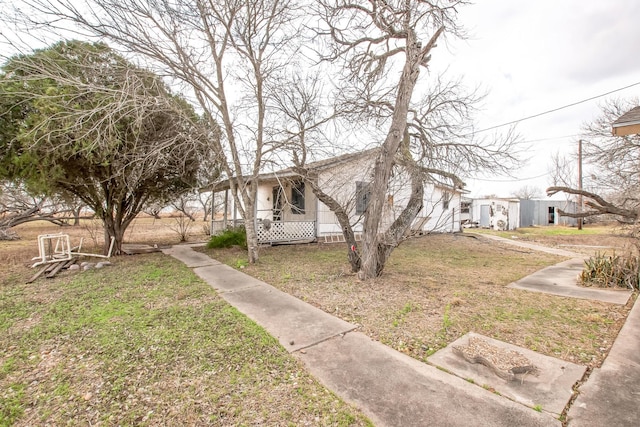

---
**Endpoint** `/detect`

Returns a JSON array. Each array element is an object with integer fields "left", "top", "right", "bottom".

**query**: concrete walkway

[
  {"left": 471, "top": 233, "right": 631, "bottom": 305},
  {"left": 162, "top": 239, "right": 639, "bottom": 426},
  {"left": 455, "top": 234, "right": 639, "bottom": 425},
  {"left": 568, "top": 293, "right": 640, "bottom": 426},
  {"left": 474, "top": 233, "right": 587, "bottom": 258},
  {"left": 509, "top": 258, "right": 630, "bottom": 304}
]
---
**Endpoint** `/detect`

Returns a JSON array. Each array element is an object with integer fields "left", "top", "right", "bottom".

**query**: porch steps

[{"left": 322, "top": 233, "right": 362, "bottom": 244}]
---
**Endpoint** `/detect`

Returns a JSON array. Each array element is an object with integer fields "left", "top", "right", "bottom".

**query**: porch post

[
  {"left": 210, "top": 189, "right": 215, "bottom": 235},
  {"left": 232, "top": 191, "right": 237, "bottom": 227},
  {"left": 452, "top": 207, "right": 456, "bottom": 232},
  {"left": 223, "top": 189, "right": 229, "bottom": 229},
  {"left": 315, "top": 195, "right": 319, "bottom": 239}
]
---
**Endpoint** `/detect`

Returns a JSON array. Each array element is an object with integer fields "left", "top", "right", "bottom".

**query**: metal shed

[{"left": 519, "top": 199, "right": 578, "bottom": 227}]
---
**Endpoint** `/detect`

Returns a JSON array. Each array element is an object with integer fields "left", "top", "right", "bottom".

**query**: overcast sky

[
  {"left": 429, "top": 0, "right": 640, "bottom": 198},
  {"left": 2, "top": 1, "right": 638, "bottom": 200}
]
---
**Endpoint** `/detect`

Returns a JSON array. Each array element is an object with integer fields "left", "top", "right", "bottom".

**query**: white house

[
  {"left": 209, "top": 150, "right": 465, "bottom": 244},
  {"left": 470, "top": 198, "right": 520, "bottom": 230}
]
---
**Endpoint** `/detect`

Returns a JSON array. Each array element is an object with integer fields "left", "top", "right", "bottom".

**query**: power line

[
  {"left": 471, "top": 172, "right": 549, "bottom": 183},
  {"left": 520, "top": 133, "right": 580, "bottom": 144},
  {"left": 472, "top": 80, "right": 640, "bottom": 135}
]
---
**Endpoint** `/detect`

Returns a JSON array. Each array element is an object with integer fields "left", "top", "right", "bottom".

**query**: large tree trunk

[
  {"left": 547, "top": 186, "right": 639, "bottom": 222},
  {"left": 358, "top": 27, "right": 444, "bottom": 279},
  {"left": 358, "top": 34, "right": 428, "bottom": 280},
  {"left": 302, "top": 174, "right": 361, "bottom": 272},
  {"left": 238, "top": 181, "right": 260, "bottom": 264},
  {"left": 244, "top": 212, "right": 260, "bottom": 264},
  {"left": 372, "top": 169, "right": 425, "bottom": 276},
  {"left": 99, "top": 201, "right": 137, "bottom": 255},
  {"left": 72, "top": 205, "right": 83, "bottom": 226},
  {"left": 102, "top": 218, "right": 124, "bottom": 255},
  {"left": 0, "top": 204, "right": 41, "bottom": 230}
]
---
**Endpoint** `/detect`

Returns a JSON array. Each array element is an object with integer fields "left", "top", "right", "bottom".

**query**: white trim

[{"left": 612, "top": 119, "right": 640, "bottom": 128}]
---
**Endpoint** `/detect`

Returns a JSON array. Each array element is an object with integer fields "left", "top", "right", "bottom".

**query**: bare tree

[
  {"left": 0, "top": 181, "right": 67, "bottom": 239},
  {"left": 548, "top": 150, "right": 577, "bottom": 188},
  {"left": 196, "top": 191, "right": 213, "bottom": 222},
  {"left": 512, "top": 185, "right": 542, "bottom": 200},
  {"left": 0, "top": 181, "right": 95, "bottom": 233},
  {"left": 546, "top": 150, "right": 586, "bottom": 217},
  {"left": 5, "top": 1, "right": 522, "bottom": 272},
  {"left": 5, "top": 0, "right": 312, "bottom": 264},
  {"left": 547, "top": 186, "right": 638, "bottom": 223},
  {"left": 547, "top": 98, "right": 640, "bottom": 225},
  {"left": 262, "top": 69, "right": 365, "bottom": 270},
  {"left": 169, "top": 210, "right": 197, "bottom": 242},
  {"left": 54, "top": 193, "right": 88, "bottom": 226},
  {"left": 143, "top": 202, "right": 165, "bottom": 220},
  {"left": 311, "top": 1, "right": 519, "bottom": 278},
  {"left": 170, "top": 193, "right": 197, "bottom": 222},
  {"left": 194, "top": 158, "right": 222, "bottom": 222}
]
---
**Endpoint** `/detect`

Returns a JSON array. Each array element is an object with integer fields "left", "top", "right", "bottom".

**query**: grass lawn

[
  {"left": 0, "top": 249, "right": 371, "bottom": 426},
  {"left": 470, "top": 225, "right": 635, "bottom": 256},
  {"left": 471, "top": 225, "right": 614, "bottom": 237},
  {"left": 1, "top": 219, "right": 636, "bottom": 425},
  {"left": 203, "top": 232, "right": 634, "bottom": 368}
]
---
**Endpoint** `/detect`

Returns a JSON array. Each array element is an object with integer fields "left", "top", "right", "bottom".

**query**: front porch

[
  {"left": 210, "top": 175, "right": 319, "bottom": 245},
  {"left": 211, "top": 215, "right": 317, "bottom": 245}
]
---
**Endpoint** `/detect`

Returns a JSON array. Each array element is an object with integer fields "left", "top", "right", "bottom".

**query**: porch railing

[{"left": 210, "top": 218, "right": 316, "bottom": 244}]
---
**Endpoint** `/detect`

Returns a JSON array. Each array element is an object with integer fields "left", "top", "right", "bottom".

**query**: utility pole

[{"left": 578, "top": 139, "right": 583, "bottom": 230}]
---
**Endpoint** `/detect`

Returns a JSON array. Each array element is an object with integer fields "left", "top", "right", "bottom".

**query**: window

[
  {"left": 356, "top": 181, "right": 372, "bottom": 215},
  {"left": 291, "top": 181, "right": 305, "bottom": 214},
  {"left": 442, "top": 191, "right": 450, "bottom": 210}
]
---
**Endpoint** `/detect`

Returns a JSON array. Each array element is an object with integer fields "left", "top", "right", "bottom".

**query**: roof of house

[
  {"left": 207, "top": 147, "right": 464, "bottom": 192},
  {"left": 612, "top": 106, "right": 640, "bottom": 127},
  {"left": 472, "top": 197, "right": 520, "bottom": 203},
  {"left": 208, "top": 149, "right": 378, "bottom": 191},
  {"left": 303, "top": 148, "right": 379, "bottom": 171}
]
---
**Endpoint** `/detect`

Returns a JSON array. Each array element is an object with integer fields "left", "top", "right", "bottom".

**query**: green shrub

[
  {"left": 206, "top": 226, "right": 247, "bottom": 249},
  {"left": 580, "top": 252, "right": 640, "bottom": 290}
]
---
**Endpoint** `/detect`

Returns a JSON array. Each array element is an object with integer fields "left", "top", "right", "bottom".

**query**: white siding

[
  {"left": 315, "top": 154, "right": 375, "bottom": 236},
  {"left": 256, "top": 185, "right": 272, "bottom": 219},
  {"left": 316, "top": 161, "right": 462, "bottom": 235},
  {"left": 418, "top": 184, "right": 462, "bottom": 233},
  {"left": 470, "top": 198, "right": 520, "bottom": 230}
]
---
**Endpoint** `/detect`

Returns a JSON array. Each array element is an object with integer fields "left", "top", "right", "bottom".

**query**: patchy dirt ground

[
  {"left": 204, "top": 230, "right": 636, "bottom": 370},
  {"left": 0, "top": 221, "right": 371, "bottom": 426},
  {"left": 481, "top": 225, "right": 637, "bottom": 257},
  {"left": 0, "top": 216, "right": 209, "bottom": 281},
  {"left": 2, "top": 219, "right": 636, "bottom": 407}
]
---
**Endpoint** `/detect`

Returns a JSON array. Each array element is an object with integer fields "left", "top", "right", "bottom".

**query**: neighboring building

[
  {"left": 519, "top": 199, "right": 578, "bottom": 227},
  {"left": 612, "top": 106, "right": 640, "bottom": 136},
  {"left": 467, "top": 197, "right": 579, "bottom": 230},
  {"left": 460, "top": 197, "right": 472, "bottom": 225},
  {"left": 209, "top": 150, "right": 465, "bottom": 244},
  {"left": 469, "top": 198, "right": 520, "bottom": 230}
]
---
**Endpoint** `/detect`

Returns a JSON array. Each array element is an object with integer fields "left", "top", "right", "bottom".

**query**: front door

[{"left": 480, "top": 205, "right": 490, "bottom": 228}]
